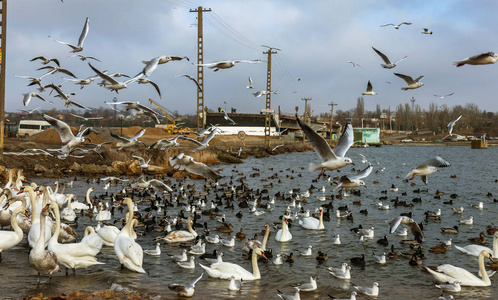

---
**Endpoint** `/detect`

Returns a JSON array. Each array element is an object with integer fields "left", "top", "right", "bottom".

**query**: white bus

[{"left": 17, "top": 120, "right": 51, "bottom": 137}]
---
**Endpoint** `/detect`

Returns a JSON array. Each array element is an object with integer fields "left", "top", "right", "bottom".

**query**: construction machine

[{"left": 148, "top": 98, "right": 193, "bottom": 134}]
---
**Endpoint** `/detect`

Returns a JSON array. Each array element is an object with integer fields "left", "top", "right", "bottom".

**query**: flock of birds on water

[{"left": 0, "top": 107, "right": 497, "bottom": 299}]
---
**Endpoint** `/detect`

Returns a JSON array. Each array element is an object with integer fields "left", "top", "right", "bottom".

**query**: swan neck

[
  {"left": 36, "top": 211, "right": 48, "bottom": 251},
  {"left": 51, "top": 203, "right": 61, "bottom": 240},
  {"left": 86, "top": 188, "right": 93, "bottom": 207},
  {"left": 493, "top": 235, "right": 498, "bottom": 256},
  {"left": 478, "top": 251, "right": 490, "bottom": 282},
  {"left": 252, "top": 249, "right": 260, "bottom": 279},
  {"left": 262, "top": 226, "right": 270, "bottom": 250},
  {"left": 11, "top": 206, "right": 24, "bottom": 233}
]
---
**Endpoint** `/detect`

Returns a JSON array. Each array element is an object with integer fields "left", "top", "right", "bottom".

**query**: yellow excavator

[{"left": 148, "top": 98, "right": 193, "bottom": 134}]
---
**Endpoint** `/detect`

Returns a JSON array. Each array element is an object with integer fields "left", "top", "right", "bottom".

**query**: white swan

[
  {"left": 71, "top": 187, "right": 95, "bottom": 211},
  {"left": 163, "top": 215, "right": 197, "bottom": 243},
  {"left": 275, "top": 217, "right": 292, "bottom": 242},
  {"left": 81, "top": 226, "right": 103, "bottom": 251},
  {"left": 48, "top": 201, "right": 103, "bottom": 274},
  {"left": 0, "top": 205, "right": 26, "bottom": 259},
  {"left": 52, "top": 181, "right": 69, "bottom": 207},
  {"left": 455, "top": 232, "right": 498, "bottom": 257},
  {"left": 200, "top": 247, "right": 266, "bottom": 280},
  {"left": 299, "top": 207, "right": 324, "bottom": 230},
  {"left": 425, "top": 249, "right": 494, "bottom": 286},
  {"left": 28, "top": 204, "right": 60, "bottom": 283},
  {"left": 42, "top": 186, "right": 78, "bottom": 243},
  {"left": 61, "top": 194, "right": 76, "bottom": 222},
  {"left": 27, "top": 186, "right": 51, "bottom": 248},
  {"left": 95, "top": 203, "right": 111, "bottom": 222},
  {"left": 114, "top": 197, "right": 145, "bottom": 273},
  {"left": 96, "top": 222, "right": 120, "bottom": 246}
]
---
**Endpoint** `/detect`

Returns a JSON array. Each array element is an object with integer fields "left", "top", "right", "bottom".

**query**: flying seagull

[
  {"left": 388, "top": 216, "right": 425, "bottom": 242},
  {"left": 296, "top": 115, "right": 354, "bottom": 179},
  {"left": 137, "top": 78, "right": 162, "bottom": 98},
  {"left": 372, "top": 47, "right": 407, "bottom": 69},
  {"left": 89, "top": 63, "right": 143, "bottom": 93},
  {"left": 380, "top": 22, "right": 412, "bottom": 29},
  {"left": 43, "top": 114, "right": 93, "bottom": 152},
  {"left": 434, "top": 92, "right": 454, "bottom": 99},
  {"left": 15, "top": 70, "right": 57, "bottom": 89},
  {"left": 49, "top": 17, "right": 90, "bottom": 53},
  {"left": 422, "top": 28, "right": 433, "bottom": 35},
  {"left": 169, "top": 153, "right": 223, "bottom": 180},
  {"left": 44, "top": 83, "right": 92, "bottom": 110},
  {"left": 104, "top": 101, "right": 160, "bottom": 124},
  {"left": 197, "top": 59, "right": 262, "bottom": 72},
  {"left": 246, "top": 76, "right": 254, "bottom": 89},
  {"left": 223, "top": 110, "right": 236, "bottom": 125},
  {"left": 179, "top": 128, "right": 218, "bottom": 152},
  {"left": 176, "top": 74, "right": 202, "bottom": 92},
  {"left": 394, "top": 73, "right": 424, "bottom": 90},
  {"left": 405, "top": 156, "right": 450, "bottom": 184},
  {"left": 110, "top": 128, "right": 147, "bottom": 150},
  {"left": 361, "top": 80, "right": 377, "bottom": 95},
  {"left": 69, "top": 113, "right": 103, "bottom": 121},
  {"left": 347, "top": 61, "right": 363, "bottom": 68},
  {"left": 132, "top": 155, "right": 151, "bottom": 169},
  {"left": 447, "top": 115, "right": 462, "bottom": 136},
  {"left": 70, "top": 54, "right": 101, "bottom": 62},
  {"left": 453, "top": 52, "right": 498, "bottom": 67},
  {"left": 18, "top": 106, "right": 42, "bottom": 114},
  {"left": 22, "top": 92, "right": 51, "bottom": 106},
  {"left": 140, "top": 55, "right": 189, "bottom": 77},
  {"left": 334, "top": 163, "right": 373, "bottom": 194},
  {"left": 134, "top": 176, "right": 173, "bottom": 192},
  {"left": 36, "top": 66, "right": 77, "bottom": 78},
  {"left": 30, "top": 56, "right": 60, "bottom": 67}
]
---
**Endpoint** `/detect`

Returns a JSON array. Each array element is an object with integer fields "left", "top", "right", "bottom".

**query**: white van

[{"left": 17, "top": 120, "right": 51, "bottom": 137}]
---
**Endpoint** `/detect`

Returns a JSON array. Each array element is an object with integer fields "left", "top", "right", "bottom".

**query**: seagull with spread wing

[
  {"left": 44, "top": 83, "right": 91, "bottom": 110},
  {"left": 454, "top": 52, "right": 498, "bottom": 67},
  {"left": 388, "top": 216, "right": 425, "bottom": 242},
  {"left": 49, "top": 17, "right": 89, "bottom": 53},
  {"left": 372, "top": 47, "right": 407, "bottom": 69},
  {"left": 380, "top": 22, "right": 412, "bottom": 29},
  {"left": 405, "top": 156, "right": 450, "bottom": 184},
  {"left": 447, "top": 115, "right": 462, "bottom": 136},
  {"left": 132, "top": 155, "right": 151, "bottom": 169},
  {"left": 176, "top": 74, "right": 202, "bottom": 92},
  {"left": 69, "top": 113, "right": 103, "bottom": 121},
  {"left": 169, "top": 153, "right": 223, "bottom": 180},
  {"left": 43, "top": 114, "right": 93, "bottom": 153},
  {"left": 434, "top": 92, "right": 454, "bottom": 99},
  {"left": 334, "top": 163, "right": 373, "bottom": 194},
  {"left": 197, "top": 59, "right": 261, "bottom": 72},
  {"left": 134, "top": 175, "right": 172, "bottom": 192},
  {"left": 30, "top": 56, "right": 60, "bottom": 67},
  {"left": 22, "top": 92, "right": 51, "bottom": 106},
  {"left": 110, "top": 128, "right": 147, "bottom": 150},
  {"left": 296, "top": 115, "right": 354, "bottom": 179},
  {"left": 104, "top": 101, "right": 160, "bottom": 124},
  {"left": 179, "top": 128, "right": 218, "bottom": 152},
  {"left": 89, "top": 63, "right": 143, "bottom": 93},
  {"left": 36, "top": 66, "right": 77, "bottom": 78},
  {"left": 136, "top": 78, "right": 162, "bottom": 98},
  {"left": 362, "top": 80, "right": 377, "bottom": 95},
  {"left": 394, "top": 73, "right": 424, "bottom": 90},
  {"left": 223, "top": 111, "right": 236, "bottom": 125},
  {"left": 15, "top": 70, "right": 56, "bottom": 89},
  {"left": 70, "top": 54, "right": 101, "bottom": 62},
  {"left": 18, "top": 106, "right": 42, "bottom": 114},
  {"left": 140, "top": 55, "right": 189, "bottom": 77}
]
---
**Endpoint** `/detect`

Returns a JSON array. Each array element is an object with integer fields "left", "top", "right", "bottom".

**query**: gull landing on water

[
  {"left": 405, "top": 156, "right": 450, "bottom": 184},
  {"left": 394, "top": 73, "right": 424, "bottom": 90},
  {"left": 296, "top": 115, "right": 354, "bottom": 180}
]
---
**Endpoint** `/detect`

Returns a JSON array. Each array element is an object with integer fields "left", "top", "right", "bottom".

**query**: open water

[{"left": 0, "top": 145, "right": 497, "bottom": 299}]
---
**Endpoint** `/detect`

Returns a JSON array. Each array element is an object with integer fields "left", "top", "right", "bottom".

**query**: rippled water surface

[{"left": 1, "top": 145, "right": 497, "bottom": 299}]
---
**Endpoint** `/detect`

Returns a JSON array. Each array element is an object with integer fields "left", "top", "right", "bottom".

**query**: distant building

[{"left": 354, "top": 128, "right": 380, "bottom": 144}]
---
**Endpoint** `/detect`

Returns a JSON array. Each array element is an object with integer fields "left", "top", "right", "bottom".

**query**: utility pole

[
  {"left": 262, "top": 45, "right": 280, "bottom": 147},
  {"left": 0, "top": 0, "right": 7, "bottom": 159},
  {"left": 328, "top": 102, "right": 337, "bottom": 145},
  {"left": 410, "top": 96, "right": 416, "bottom": 131},
  {"left": 301, "top": 98, "right": 311, "bottom": 122},
  {"left": 190, "top": 6, "right": 211, "bottom": 132}
]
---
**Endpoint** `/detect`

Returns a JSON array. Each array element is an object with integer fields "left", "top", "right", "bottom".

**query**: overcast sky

[{"left": 5, "top": 0, "right": 498, "bottom": 117}]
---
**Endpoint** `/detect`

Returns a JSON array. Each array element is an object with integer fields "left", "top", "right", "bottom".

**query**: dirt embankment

[{"left": 0, "top": 127, "right": 311, "bottom": 180}]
